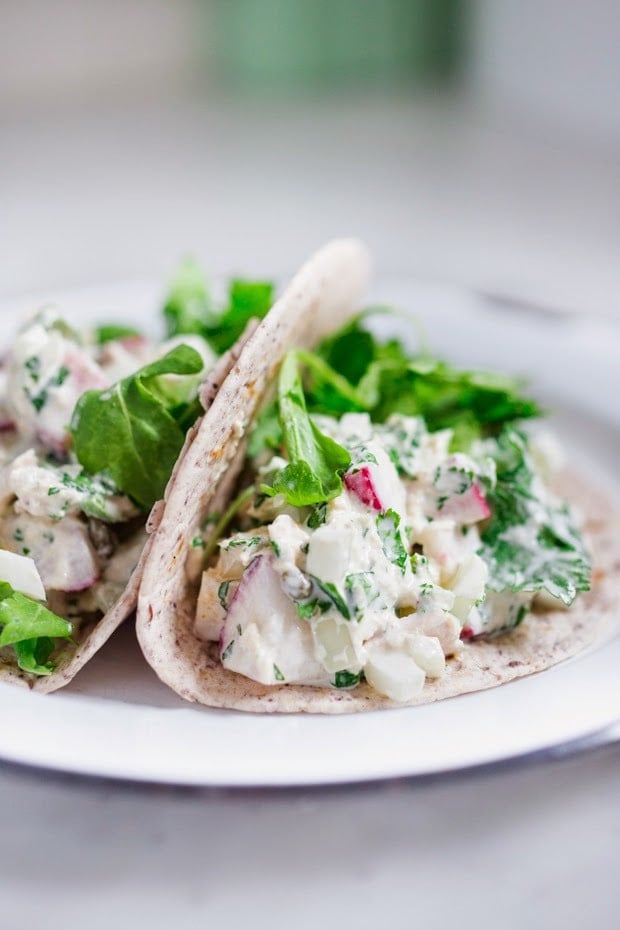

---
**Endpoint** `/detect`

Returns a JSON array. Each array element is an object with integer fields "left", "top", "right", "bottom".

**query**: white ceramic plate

[{"left": 0, "top": 276, "right": 618, "bottom": 787}]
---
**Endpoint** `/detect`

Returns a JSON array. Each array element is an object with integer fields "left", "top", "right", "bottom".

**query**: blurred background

[{"left": 1, "top": 0, "right": 619, "bottom": 316}]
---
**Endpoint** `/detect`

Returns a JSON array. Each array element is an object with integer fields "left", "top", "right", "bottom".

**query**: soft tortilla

[
  {"left": 0, "top": 328, "right": 253, "bottom": 692},
  {"left": 137, "top": 239, "right": 620, "bottom": 713}
]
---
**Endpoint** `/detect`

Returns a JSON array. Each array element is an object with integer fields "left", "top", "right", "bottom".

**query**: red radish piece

[
  {"left": 439, "top": 483, "right": 490, "bottom": 524},
  {"left": 344, "top": 467, "right": 383, "bottom": 511},
  {"left": 219, "top": 555, "right": 324, "bottom": 684},
  {"left": 2, "top": 515, "right": 101, "bottom": 592}
]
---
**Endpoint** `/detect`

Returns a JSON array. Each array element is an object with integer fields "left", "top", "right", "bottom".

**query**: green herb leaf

[
  {"left": 205, "top": 280, "right": 274, "bottom": 355},
  {"left": 163, "top": 260, "right": 274, "bottom": 354},
  {"left": 332, "top": 669, "right": 362, "bottom": 689},
  {"left": 309, "top": 317, "right": 540, "bottom": 442},
  {"left": 309, "top": 576, "right": 351, "bottom": 620},
  {"left": 479, "top": 429, "right": 591, "bottom": 604},
  {"left": 376, "top": 509, "right": 408, "bottom": 574},
  {"left": 70, "top": 344, "right": 204, "bottom": 510},
  {"left": 0, "top": 586, "right": 72, "bottom": 676},
  {"left": 217, "top": 581, "right": 230, "bottom": 611},
  {"left": 163, "top": 259, "right": 215, "bottom": 338},
  {"left": 266, "top": 353, "right": 351, "bottom": 507},
  {"left": 95, "top": 325, "right": 142, "bottom": 345}
]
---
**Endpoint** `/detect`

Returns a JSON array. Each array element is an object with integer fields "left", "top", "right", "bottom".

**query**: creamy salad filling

[
  {"left": 0, "top": 263, "right": 275, "bottom": 676},
  {"left": 194, "top": 327, "right": 591, "bottom": 703}
]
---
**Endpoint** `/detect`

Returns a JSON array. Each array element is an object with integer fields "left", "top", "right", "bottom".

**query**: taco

[
  {"left": 0, "top": 264, "right": 270, "bottom": 691},
  {"left": 137, "top": 239, "right": 620, "bottom": 713}
]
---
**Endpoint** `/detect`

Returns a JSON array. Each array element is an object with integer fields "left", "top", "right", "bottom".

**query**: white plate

[{"left": 0, "top": 276, "right": 618, "bottom": 787}]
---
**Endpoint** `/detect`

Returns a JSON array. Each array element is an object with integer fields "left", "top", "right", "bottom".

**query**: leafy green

[
  {"left": 479, "top": 429, "right": 591, "bottom": 604},
  {"left": 163, "top": 259, "right": 274, "bottom": 354},
  {"left": 265, "top": 352, "right": 351, "bottom": 507},
  {"left": 309, "top": 576, "right": 351, "bottom": 620},
  {"left": 0, "top": 584, "right": 72, "bottom": 676},
  {"left": 71, "top": 344, "right": 205, "bottom": 510},
  {"left": 304, "top": 318, "right": 541, "bottom": 445},
  {"left": 163, "top": 259, "right": 215, "bottom": 338},
  {"left": 333, "top": 669, "right": 362, "bottom": 688},
  {"left": 376, "top": 510, "right": 408, "bottom": 574},
  {"left": 206, "top": 280, "right": 274, "bottom": 356},
  {"left": 247, "top": 400, "right": 282, "bottom": 460},
  {"left": 95, "top": 324, "right": 142, "bottom": 344}
]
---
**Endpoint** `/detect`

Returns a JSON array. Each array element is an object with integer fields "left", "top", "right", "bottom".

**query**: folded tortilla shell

[{"left": 137, "top": 240, "right": 620, "bottom": 712}]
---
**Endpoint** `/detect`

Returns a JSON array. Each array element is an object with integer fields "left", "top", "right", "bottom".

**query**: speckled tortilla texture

[
  {"left": 136, "top": 238, "right": 619, "bottom": 714},
  {"left": 0, "top": 326, "right": 253, "bottom": 692}
]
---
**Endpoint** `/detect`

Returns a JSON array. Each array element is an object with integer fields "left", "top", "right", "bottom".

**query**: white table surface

[
  {"left": 0, "top": 94, "right": 619, "bottom": 928},
  {"left": 1, "top": 742, "right": 618, "bottom": 930}
]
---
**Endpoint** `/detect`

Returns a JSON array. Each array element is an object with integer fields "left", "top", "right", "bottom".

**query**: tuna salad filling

[{"left": 194, "top": 318, "right": 591, "bottom": 703}]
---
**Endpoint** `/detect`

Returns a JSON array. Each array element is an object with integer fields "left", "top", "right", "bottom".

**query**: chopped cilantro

[
  {"left": 217, "top": 581, "right": 230, "bottom": 611},
  {"left": 478, "top": 428, "right": 590, "bottom": 604},
  {"left": 333, "top": 669, "right": 362, "bottom": 689},
  {"left": 376, "top": 509, "right": 408, "bottom": 574},
  {"left": 221, "top": 639, "right": 235, "bottom": 661}
]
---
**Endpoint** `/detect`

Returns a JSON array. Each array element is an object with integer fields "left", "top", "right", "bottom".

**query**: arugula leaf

[
  {"left": 13, "top": 638, "right": 56, "bottom": 676},
  {"left": 205, "top": 280, "right": 274, "bottom": 355},
  {"left": 95, "top": 324, "right": 142, "bottom": 345},
  {"left": 247, "top": 399, "right": 282, "bottom": 460},
  {"left": 309, "top": 318, "right": 540, "bottom": 442},
  {"left": 0, "top": 585, "right": 72, "bottom": 676},
  {"left": 479, "top": 429, "right": 591, "bottom": 604},
  {"left": 163, "top": 259, "right": 215, "bottom": 338},
  {"left": 71, "top": 345, "right": 205, "bottom": 510},
  {"left": 163, "top": 260, "right": 274, "bottom": 354},
  {"left": 266, "top": 353, "right": 351, "bottom": 507}
]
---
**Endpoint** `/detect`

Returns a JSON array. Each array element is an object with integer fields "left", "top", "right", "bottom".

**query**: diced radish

[
  {"left": 344, "top": 443, "right": 406, "bottom": 514},
  {"left": 0, "top": 550, "right": 46, "bottom": 600},
  {"left": 439, "top": 482, "right": 490, "bottom": 524},
  {"left": 63, "top": 345, "right": 108, "bottom": 394},
  {"left": 345, "top": 467, "right": 383, "bottom": 510},
  {"left": 0, "top": 514, "right": 100, "bottom": 592},
  {"left": 220, "top": 555, "right": 325, "bottom": 685}
]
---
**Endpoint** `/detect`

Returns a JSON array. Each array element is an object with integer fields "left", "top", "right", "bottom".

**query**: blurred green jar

[{"left": 205, "top": 0, "right": 464, "bottom": 93}]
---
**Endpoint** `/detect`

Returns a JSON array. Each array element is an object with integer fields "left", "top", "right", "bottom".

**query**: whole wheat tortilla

[
  {"left": 136, "top": 239, "right": 620, "bottom": 713},
  {"left": 0, "top": 327, "right": 254, "bottom": 692}
]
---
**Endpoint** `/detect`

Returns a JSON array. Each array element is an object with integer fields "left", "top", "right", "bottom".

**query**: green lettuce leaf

[
  {"left": 0, "top": 584, "right": 72, "bottom": 676},
  {"left": 265, "top": 352, "right": 351, "bottom": 506},
  {"left": 163, "top": 259, "right": 216, "bottom": 338},
  {"left": 95, "top": 324, "right": 142, "bottom": 345},
  {"left": 308, "top": 318, "right": 541, "bottom": 444},
  {"left": 71, "top": 344, "right": 204, "bottom": 510},
  {"left": 163, "top": 260, "right": 274, "bottom": 354}
]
